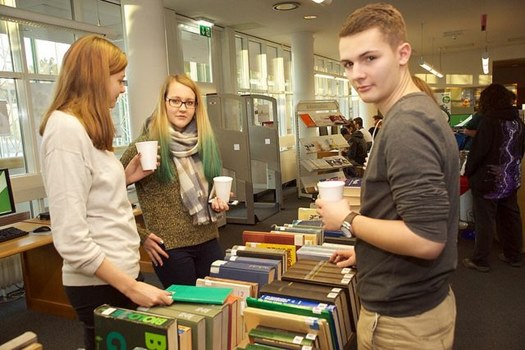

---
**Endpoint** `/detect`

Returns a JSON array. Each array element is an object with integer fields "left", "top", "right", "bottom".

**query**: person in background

[
  {"left": 463, "top": 83, "right": 525, "bottom": 272},
  {"left": 39, "top": 35, "right": 173, "bottom": 350},
  {"left": 368, "top": 114, "right": 383, "bottom": 139},
  {"left": 316, "top": 3, "right": 459, "bottom": 349},
  {"left": 341, "top": 124, "right": 367, "bottom": 166},
  {"left": 121, "top": 74, "right": 228, "bottom": 288},
  {"left": 352, "top": 116, "right": 373, "bottom": 149},
  {"left": 462, "top": 111, "right": 482, "bottom": 150}
]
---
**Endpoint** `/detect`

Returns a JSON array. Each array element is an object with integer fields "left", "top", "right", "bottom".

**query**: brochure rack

[{"left": 295, "top": 100, "right": 350, "bottom": 198}]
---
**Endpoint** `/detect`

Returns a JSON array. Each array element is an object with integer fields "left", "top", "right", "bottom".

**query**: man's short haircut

[
  {"left": 353, "top": 117, "right": 364, "bottom": 128},
  {"left": 339, "top": 3, "right": 407, "bottom": 49}
]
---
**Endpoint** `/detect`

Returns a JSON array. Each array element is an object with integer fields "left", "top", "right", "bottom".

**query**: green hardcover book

[
  {"left": 142, "top": 305, "right": 206, "bottom": 350},
  {"left": 246, "top": 296, "right": 340, "bottom": 350},
  {"left": 166, "top": 284, "right": 232, "bottom": 305},
  {"left": 246, "top": 344, "right": 291, "bottom": 349},
  {"left": 94, "top": 304, "right": 178, "bottom": 350},
  {"left": 249, "top": 325, "right": 319, "bottom": 349},
  {"left": 167, "top": 303, "right": 225, "bottom": 350}
]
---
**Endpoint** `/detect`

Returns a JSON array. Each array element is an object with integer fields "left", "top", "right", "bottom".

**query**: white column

[
  {"left": 220, "top": 27, "right": 238, "bottom": 94},
  {"left": 121, "top": 0, "right": 168, "bottom": 139},
  {"left": 291, "top": 31, "right": 315, "bottom": 107}
]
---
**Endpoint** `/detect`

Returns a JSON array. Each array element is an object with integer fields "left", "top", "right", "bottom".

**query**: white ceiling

[{"left": 163, "top": 0, "right": 525, "bottom": 62}]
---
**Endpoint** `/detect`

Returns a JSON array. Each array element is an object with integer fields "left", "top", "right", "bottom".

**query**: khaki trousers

[{"left": 357, "top": 288, "right": 456, "bottom": 350}]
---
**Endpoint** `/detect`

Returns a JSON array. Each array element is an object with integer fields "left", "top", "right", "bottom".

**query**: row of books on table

[{"left": 94, "top": 222, "right": 358, "bottom": 350}]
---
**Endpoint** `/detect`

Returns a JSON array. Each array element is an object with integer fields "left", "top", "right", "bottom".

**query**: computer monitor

[{"left": 0, "top": 168, "right": 16, "bottom": 217}]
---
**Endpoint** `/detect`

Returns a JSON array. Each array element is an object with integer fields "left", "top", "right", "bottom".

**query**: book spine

[{"left": 210, "top": 263, "right": 274, "bottom": 287}]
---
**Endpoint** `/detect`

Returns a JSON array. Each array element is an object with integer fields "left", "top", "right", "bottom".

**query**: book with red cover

[
  {"left": 243, "top": 230, "right": 297, "bottom": 247},
  {"left": 299, "top": 113, "right": 316, "bottom": 127}
]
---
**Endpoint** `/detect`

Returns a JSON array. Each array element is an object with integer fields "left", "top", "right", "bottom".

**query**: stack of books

[
  {"left": 94, "top": 304, "right": 180, "bottom": 350},
  {"left": 142, "top": 284, "right": 244, "bottom": 350}
]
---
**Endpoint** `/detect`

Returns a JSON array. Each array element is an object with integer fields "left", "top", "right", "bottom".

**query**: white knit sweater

[{"left": 41, "top": 111, "right": 140, "bottom": 286}]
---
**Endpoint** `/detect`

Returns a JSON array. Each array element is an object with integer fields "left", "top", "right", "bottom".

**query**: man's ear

[{"left": 398, "top": 42, "right": 411, "bottom": 66}]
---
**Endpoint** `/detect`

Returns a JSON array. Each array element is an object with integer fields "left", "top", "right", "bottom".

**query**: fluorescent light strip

[
  {"left": 314, "top": 73, "right": 335, "bottom": 79},
  {"left": 419, "top": 59, "right": 444, "bottom": 78},
  {"left": 481, "top": 51, "right": 489, "bottom": 74}
]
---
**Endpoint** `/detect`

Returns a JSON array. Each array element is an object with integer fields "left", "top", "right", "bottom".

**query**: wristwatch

[{"left": 340, "top": 211, "right": 359, "bottom": 238}]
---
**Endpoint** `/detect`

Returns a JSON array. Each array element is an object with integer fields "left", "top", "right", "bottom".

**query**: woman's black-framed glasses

[{"left": 166, "top": 98, "right": 197, "bottom": 109}]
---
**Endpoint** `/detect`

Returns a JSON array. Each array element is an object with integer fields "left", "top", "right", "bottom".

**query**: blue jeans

[{"left": 154, "top": 238, "right": 223, "bottom": 288}]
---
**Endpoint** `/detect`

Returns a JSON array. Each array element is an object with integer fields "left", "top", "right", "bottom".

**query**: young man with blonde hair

[{"left": 316, "top": 3, "right": 459, "bottom": 349}]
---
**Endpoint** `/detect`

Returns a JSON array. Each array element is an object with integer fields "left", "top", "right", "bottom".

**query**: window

[
  {"left": 0, "top": 1, "right": 127, "bottom": 216},
  {"left": 248, "top": 40, "right": 264, "bottom": 91},
  {"left": 236, "top": 36, "right": 249, "bottom": 90},
  {"left": 179, "top": 21, "right": 213, "bottom": 83}
]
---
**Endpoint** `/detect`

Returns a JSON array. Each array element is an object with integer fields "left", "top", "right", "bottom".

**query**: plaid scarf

[{"left": 169, "top": 121, "right": 216, "bottom": 225}]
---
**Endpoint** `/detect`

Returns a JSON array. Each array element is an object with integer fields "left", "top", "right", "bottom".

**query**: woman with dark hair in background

[{"left": 463, "top": 83, "right": 525, "bottom": 272}]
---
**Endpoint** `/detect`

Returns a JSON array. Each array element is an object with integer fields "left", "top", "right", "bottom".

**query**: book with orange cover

[
  {"left": 243, "top": 230, "right": 319, "bottom": 251},
  {"left": 299, "top": 113, "right": 317, "bottom": 127},
  {"left": 244, "top": 242, "right": 297, "bottom": 268},
  {"left": 224, "top": 294, "right": 243, "bottom": 348}
]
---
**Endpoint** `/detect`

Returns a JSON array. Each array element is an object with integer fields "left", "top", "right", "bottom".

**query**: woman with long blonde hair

[
  {"left": 121, "top": 74, "right": 228, "bottom": 287},
  {"left": 40, "top": 35, "right": 172, "bottom": 350}
]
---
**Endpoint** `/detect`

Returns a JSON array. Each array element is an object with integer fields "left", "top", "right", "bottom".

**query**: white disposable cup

[
  {"left": 213, "top": 176, "right": 233, "bottom": 203},
  {"left": 135, "top": 141, "right": 158, "bottom": 171},
  {"left": 317, "top": 180, "right": 345, "bottom": 202}
]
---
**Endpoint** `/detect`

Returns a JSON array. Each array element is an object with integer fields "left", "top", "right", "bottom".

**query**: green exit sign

[{"left": 200, "top": 25, "right": 212, "bottom": 37}]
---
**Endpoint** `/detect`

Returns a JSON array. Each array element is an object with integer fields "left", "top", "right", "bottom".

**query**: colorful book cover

[
  {"left": 243, "top": 230, "right": 297, "bottom": 248},
  {"left": 166, "top": 284, "right": 232, "bottom": 305},
  {"left": 299, "top": 113, "right": 316, "bottom": 127},
  {"left": 94, "top": 304, "right": 178, "bottom": 350},
  {"left": 245, "top": 242, "right": 297, "bottom": 268}
]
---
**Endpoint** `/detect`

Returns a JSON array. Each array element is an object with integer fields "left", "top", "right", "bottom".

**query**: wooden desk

[
  {"left": 1, "top": 215, "right": 154, "bottom": 320},
  {"left": 0, "top": 220, "right": 75, "bottom": 319}
]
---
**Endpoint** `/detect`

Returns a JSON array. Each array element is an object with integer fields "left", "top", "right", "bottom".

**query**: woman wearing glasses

[{"left": 121, "top": 74, "right": 228, "bottom": 287}]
